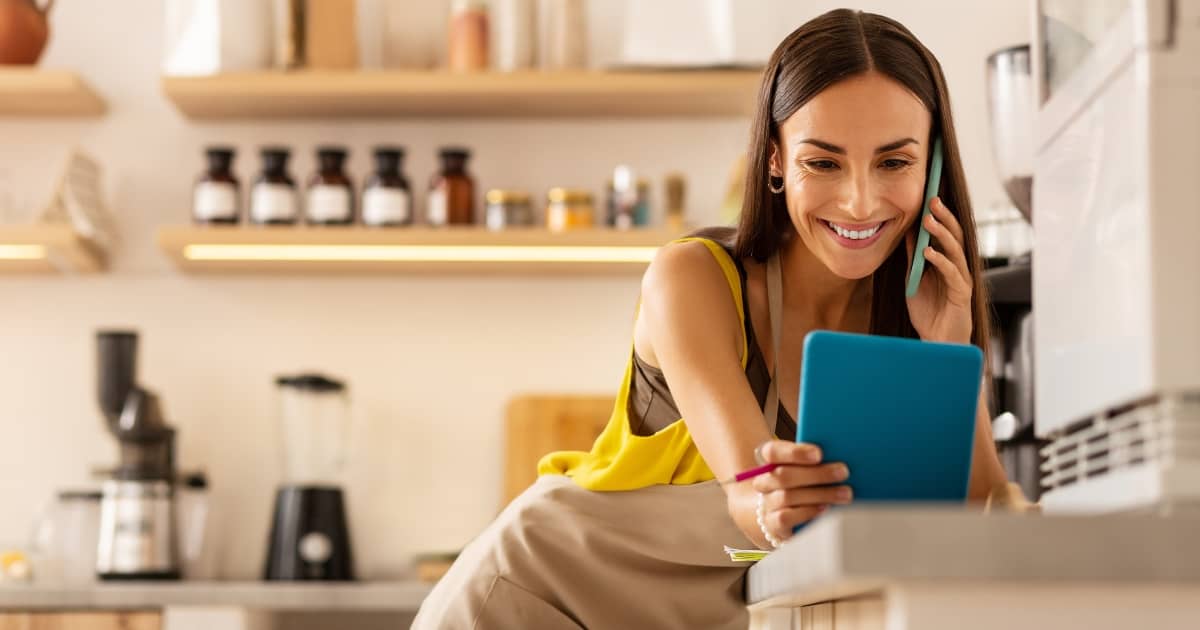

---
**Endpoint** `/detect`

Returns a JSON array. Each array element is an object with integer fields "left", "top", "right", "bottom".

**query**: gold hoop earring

[{"left": 768, "top": 175, "right": 785, "bottom": 194}]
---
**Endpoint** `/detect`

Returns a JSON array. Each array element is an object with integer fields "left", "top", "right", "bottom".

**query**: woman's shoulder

[
  {"left": 641, "top": 227, "right": 745, "bottom": 311},
  {"left": 635, "top": 227, "right": 747, "bottom": 368}
]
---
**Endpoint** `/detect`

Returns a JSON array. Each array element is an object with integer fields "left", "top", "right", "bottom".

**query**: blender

[{"left": 263, "top": 374, "right": 355, "bottom": 581}]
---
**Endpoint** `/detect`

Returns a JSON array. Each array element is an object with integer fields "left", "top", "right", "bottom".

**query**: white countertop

[
  {"left": 0, "top": 580, "right": 431, "bottom": 612},
  {"left": 746, "top": 507, "right": 1200, "bottom": 608}
]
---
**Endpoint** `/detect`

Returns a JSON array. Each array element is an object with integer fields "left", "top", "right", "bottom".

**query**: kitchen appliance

[
  {"left": 983, "top": 42, "right": 1044, "bottom": 501},
  {"left": 1031, "top": 0, "right": 1200, "bottom": 513},
  {"left": 264, "top": 374, "right": 355, "bottom": 581},
  {"left": 95, "top": 331, "right": 182, "bottom": 580}
]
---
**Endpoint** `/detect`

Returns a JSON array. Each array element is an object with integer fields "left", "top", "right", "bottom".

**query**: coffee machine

[
  {"left": 983, "top": 43, "right": 1044, "bottom": 501},
  {"left": 263, "top": 374, "right": 355, "bottom": 581},
  {"left": 94, "top": 331, "right": 181, "bottom": 580},
  {"left": 1031, "top": 0, "right": 1200, "bottom": 514}
]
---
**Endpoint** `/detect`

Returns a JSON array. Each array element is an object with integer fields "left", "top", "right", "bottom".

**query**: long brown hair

[{"left": 734, "top": 8, "right": 992, "bottom": 365}]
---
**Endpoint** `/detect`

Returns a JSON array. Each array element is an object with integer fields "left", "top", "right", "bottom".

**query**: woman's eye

[
  {"left": 881, "top": 158, "right": 911, "bottom": 170},
  {"left": 806, "top": 160, "right": 838, "bottom": 171}
]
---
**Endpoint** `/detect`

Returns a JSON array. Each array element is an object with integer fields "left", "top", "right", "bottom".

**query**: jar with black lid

[
  {"left": 427, "top": 147, "right": 476, "bottom": 226},
  {"left": 362, "top": 147, "right": 412, "bottom": 227},
  {"left": 306, "top": 147, "right": 355, "bottom": 226},
  {"left": 192, "top": 146, "right": 240, "bottom": 225},
  {"left": 250, "top": 147, "right": 299, "bottom": 225}
]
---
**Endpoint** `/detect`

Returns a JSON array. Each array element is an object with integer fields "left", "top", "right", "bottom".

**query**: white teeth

[{"left": 828, "top": 221, "right": 882, "bottom": 240}]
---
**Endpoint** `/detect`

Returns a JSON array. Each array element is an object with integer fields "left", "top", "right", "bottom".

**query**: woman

[{"left": 414, "top": 8, "right": 1016, "bottom": 629}]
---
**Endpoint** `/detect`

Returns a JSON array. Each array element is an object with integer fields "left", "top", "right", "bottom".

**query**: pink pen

[{"left": 719, "top": 463, "right": 779, "bottom": 485}]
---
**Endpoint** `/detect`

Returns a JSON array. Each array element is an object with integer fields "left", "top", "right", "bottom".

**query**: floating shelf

[
  {"left": 0, "top": 68, "right": 106, "bottom": 116},
  {"left": 158, "top": 225, "right": 680, "bottom": 275},
  {"left": 0, "top": 224, "right": 106, "bottom": 273},
  {"left": 160, "top": 70, "right": 761, "bottom": 119}
]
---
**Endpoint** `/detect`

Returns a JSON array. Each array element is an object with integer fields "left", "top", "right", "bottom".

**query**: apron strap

[{"left": 763, "top": 254, "right": 783, "bottom": 436}]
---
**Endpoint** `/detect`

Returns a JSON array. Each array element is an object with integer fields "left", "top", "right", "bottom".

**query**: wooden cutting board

[{"left": 503, "top": 394, "right": 615, "bottom": 506}]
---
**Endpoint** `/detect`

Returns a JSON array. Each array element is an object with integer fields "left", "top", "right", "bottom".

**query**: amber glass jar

[
  {"left": 306, "top": 147, "right": 354, "bottom": 226},
  {"left": 362, "top": 147, "right": 412, "bottom": 227},
  {"left": 192, "top": 146, "right": 240, "bottom": 225},
  {"left": 427, "top": 148, "right": 476, "bottom": 226},
  {"left": 250, "top": 147, "right": 299, "bottom": 225}
]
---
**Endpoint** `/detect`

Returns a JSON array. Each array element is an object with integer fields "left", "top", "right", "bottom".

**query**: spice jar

[
  {"left": 362, "top": 147, "right": 412, "bottom": 227},
  {"left": 192, "top": 146, "right": 240, "bottom": 225},
  {"left": 250, "top": 147, "right": 299, "bottom": 225},
  {"left": 606, "top": 165, "right": 651, "bottom": 229},
  {"left": 664, "top": 172, "right": 686, "bottom": 232},
  {"left": 485, "top": 189, "right": 534, "bottom": 230},
  {"left": 427, "top": 148, "right": 476, "bottom": 226},
  {"left": 306, "top": 147, "right": 354, "bottom": 225},
  {"left": 546, "top": 188, "right": 595, "bottom": 232},
  {"left": 448, "top": 0, "right": 489, "bottom": 72}
]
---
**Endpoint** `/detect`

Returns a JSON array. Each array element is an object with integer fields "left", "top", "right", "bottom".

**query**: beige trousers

[{"left": 411, "top": 475, "right": 755, "bottom": 630}]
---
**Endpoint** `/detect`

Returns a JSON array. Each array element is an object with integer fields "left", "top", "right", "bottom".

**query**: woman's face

[{"left": 772, "top": 71, "right": 933, "bottom": 280}]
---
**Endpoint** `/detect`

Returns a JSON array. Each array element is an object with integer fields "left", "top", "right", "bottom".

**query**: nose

[{"left": 835, "top": 169, "right": 874, "bottom": 221}]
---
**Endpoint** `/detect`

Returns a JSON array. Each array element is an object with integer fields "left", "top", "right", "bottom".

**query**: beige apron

[{"left": 411, "top": 256, "right": 784, "bottom": 630}]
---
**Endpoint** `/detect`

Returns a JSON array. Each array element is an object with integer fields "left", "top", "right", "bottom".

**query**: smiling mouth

[{"left": 821, "top": 219, "right": 888, "bottom": 242}]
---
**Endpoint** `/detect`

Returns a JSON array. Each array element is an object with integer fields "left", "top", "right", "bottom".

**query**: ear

[{"left": 768, "top": 140, "right": 783, "bottom": 178}]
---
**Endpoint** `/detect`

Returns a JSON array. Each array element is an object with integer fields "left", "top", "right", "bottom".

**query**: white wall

[{"left": 0, "top": 0, "right": 1029, "bottom": 579}]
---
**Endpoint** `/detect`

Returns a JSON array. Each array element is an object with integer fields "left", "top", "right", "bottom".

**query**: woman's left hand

[{"left": 905, "top": 197, "right": 973, "bottom": 345}]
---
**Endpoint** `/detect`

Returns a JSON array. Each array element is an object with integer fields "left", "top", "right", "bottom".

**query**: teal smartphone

[{"left": 905, "top": 137, "right": 944, "bottom": 298}]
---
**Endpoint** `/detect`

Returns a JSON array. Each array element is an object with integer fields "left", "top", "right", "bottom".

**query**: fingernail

[
  {"left": 837, "top": 487, "right": 853, "bottom": 501},
  {"left": 802, "top": 446, "right": 821, "bottom": 463},
  {"left": 836, "top": 464, "right": 850, "bottom": 480},
  {"left": 926, "top": 214, "right": 936, "bottom": 226}
]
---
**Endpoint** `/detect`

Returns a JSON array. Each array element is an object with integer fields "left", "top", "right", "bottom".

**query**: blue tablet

[{"left": 796, "top": 331, "right": 982, "bottom": 507}]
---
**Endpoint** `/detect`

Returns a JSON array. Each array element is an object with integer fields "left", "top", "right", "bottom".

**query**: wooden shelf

[
  {"left": 157, "top": 225, "right": 680, "bottom": 275},
  {"left": 0, "top": 68, "right": 106, "bottom": 116},
  {"left": 0, "top": 224, "right": 106, "bottom": 273},
  {"left": 160, "top": 70, "right": 761, "bottom": 119}
]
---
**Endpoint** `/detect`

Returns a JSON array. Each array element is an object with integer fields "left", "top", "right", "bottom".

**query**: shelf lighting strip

[
  {"left": 182, "top": 244, "right": 661, "bottom": 264},
  {"left": 0, "top": 244, "right": 47, "bottom": 260}
]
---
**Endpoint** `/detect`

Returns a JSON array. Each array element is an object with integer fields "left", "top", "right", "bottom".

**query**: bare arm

[
  {"left": 636, "top": 243, "right": 771, "bottom": 544},
  {"left": 967, "top": 391, "right": 1010, "bottom": 500},
  {"left": 636, "top": 242, "right": 846, "bottom": 547}
]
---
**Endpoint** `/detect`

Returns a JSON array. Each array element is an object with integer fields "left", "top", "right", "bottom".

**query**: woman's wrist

[{"left": 727, "top": 486, "right": 774, "bottom": 550}]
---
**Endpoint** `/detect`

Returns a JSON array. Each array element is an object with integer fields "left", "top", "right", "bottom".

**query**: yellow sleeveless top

[{"left": 537, "top": 237, "right": 749, "bottom": 490}]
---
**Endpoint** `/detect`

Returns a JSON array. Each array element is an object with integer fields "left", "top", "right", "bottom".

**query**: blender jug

[{"left": 263, "top": 374, "right": 355, "bottom": 581}]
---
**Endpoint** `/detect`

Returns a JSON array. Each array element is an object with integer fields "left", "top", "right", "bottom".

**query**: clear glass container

[
  {"left": 485, "top": 189, "right": 534, "bottom": 230},
  {"left": 30, "top": 490, "right": 101, "bottom": 584},
  {"left": 985, "top": 45, "right": 1034, "bottom": 222},
  {"left": 276, "top": 374, "right": 350, "bottom": 486}
]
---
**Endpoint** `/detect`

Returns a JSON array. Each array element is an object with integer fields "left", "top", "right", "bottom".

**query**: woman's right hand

[{"left": 750, "top": 440, "right": 853, "bottom": 545}]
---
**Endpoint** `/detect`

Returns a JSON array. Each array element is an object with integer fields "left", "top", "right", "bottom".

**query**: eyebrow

[{"left": 795, "top": 137, "right": 920, "bottom": 155}]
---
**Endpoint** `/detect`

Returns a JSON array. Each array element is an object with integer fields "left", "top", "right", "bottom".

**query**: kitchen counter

[
  {"left": 746, "top": 507, "right": 1200, "bottom": 629},
  {"left": 0, "top": 580, "right": 430, "bottom": 612}
]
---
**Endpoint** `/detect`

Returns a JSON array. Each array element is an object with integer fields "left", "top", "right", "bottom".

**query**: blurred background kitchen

[{"left": 0, "top": 0, "right": 1038, "bottom": 627}]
